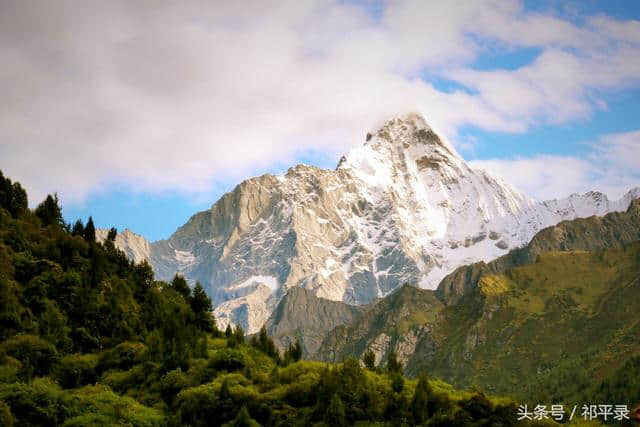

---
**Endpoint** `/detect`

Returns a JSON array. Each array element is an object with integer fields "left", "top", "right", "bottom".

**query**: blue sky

[{"left": 2, "top": 0, "right": 640, "bottom": 241}]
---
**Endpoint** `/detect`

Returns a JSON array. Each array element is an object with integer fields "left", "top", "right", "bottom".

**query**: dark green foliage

[
  {"left": 190, "top": 281, "right": 216, "bottom": 332},
  {"left": 391, "top": 372, "right": 404, "bottom": 393},
  {"left": 71, "top": 219, "right": 84, "bottom": 237},
  {"left": 363, "top": 348, "right": 376, "bottom": 370},
  {"left": 227, "top": 324, "right": 245, "bottom": 348},
  {"left": 98, "top": 342, "right": 147, "bottom": 371},
  {"left": 0, "top": 334, "right": 58, "bottom": 379},
  {"left": 54, "top": 353, "right": 99, "bottom": 388},
  {"left": 0, "top": 399, "right": 14, "bottom": 426},
  {"left": 324, "top": 393, "right": 346, "bottom": 426},
  {"left": 159, "top": 368, "right": 189, "bottom": 405},
  {"left": 224, "top": 405, "right": 260, "bottom": 427},
  {"left": 252, "top": 326, "right": 280, "bottom": 362},
  {"left": 106, "top": 227, "right": 117, "bottom": 242},
  {"left": 35, "top": 194, "right": 63, "bottom": 227},
  {"left": 0, "top": 171, "right": 27, "bottom": 218},
  {"left": 386, "top": 349, "right": 402, "bottom": 374},
  {"left": 411, "top": 375, "right": 432, "bottom": 424},
  {"left": 83, "top": 216, "right": 96, "bottom": 242},
  {"left": 225, "top": 324, "right": 233, "bottom": 337},
  {"left": 285, "top": 339, "right": 302, "bottom": 363},
  {"left": 171, "top": 274, "right": 191, "bottom": 299}
]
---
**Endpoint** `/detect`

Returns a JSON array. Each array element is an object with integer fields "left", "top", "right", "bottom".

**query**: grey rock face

[{"left": 265, "top": 287, "right": 361, "bottom": 357}]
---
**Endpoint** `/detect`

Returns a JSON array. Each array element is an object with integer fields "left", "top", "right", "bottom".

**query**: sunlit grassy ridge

[{"left": 401, "top": 242, "right": 640, "bottom": 408}]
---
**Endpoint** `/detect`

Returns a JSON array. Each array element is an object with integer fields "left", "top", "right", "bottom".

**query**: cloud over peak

[{"left": 1, "top": 0, "right": 639, "bottom": 204}]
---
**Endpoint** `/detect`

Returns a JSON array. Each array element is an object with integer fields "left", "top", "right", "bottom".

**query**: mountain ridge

[
  {"left": 99, "top": 113, "right": 640, "bottom": 333},
  {"left": 314, "top": 199, "right": 640, "bottom": 402}
]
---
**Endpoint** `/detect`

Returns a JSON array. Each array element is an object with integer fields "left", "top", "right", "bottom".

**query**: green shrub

[
  {"left": 159, "top": 368, "right": 190, "bottom": 404},
  {"left": 200, "top": 348, "right": 251, "bottom": 382},
  {"left": 55, "top": 353, "right": 99, "bottom": 389},
  {"left": 0, "top": 377, "right": 70, "bottom": 426},
  {"left": 0, "top": 334, "right": 58, "bottom": 378},
  {"left": 67, "top": 384, "right": 165, "bottom": 427},
  {"left": 0, "top": 399, "right": 15, "bottom": 427},
  {"left": 98, "top": 341, "right": 147, "bottom": 372}
]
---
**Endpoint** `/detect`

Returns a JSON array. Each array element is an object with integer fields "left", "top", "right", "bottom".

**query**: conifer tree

[
  {"left": 83, "top": 216, "right": 96, "bottom": 242},
  {"left": 35, "top": 194, "right": 63, "bottom": 227},
  {"left": 0, "top": 171, "right": 28, "bottom": 218},
  {"left": 171, "top": 274, "right": 191, "bottom": 299},
  {"left": 107, "top": 227, "right": 117, "bottom": 242},
  {"left": 190, "top": 282, "right": 215, "bottom": 332},
  {"left": 290, "top": 339, "right": 302, "bottom": 362},
  {"left": 386, "top": 350, "right": 402, "bottom": 374},
  {"left": 233, "top": 324, "right": 245, "bottom": 344},
  {"left": 71, "top": 219, "right": 84, "bottom": 236},
  {"left": 363, "top": 348, "right": 376, "bottom": 371}
]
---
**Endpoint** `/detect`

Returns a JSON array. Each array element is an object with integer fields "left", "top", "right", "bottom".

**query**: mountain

[
  {"left": 104, "top": 113, "right": 640, "bottom": 333},
  {"left": 315, "top": 200, "right": 640, "bottom": 404},
  {"left": 95, "top": 228, "right": 150, "bottom": 264},
  {"left": 2, "top": 171, "right": 540, "bottom": 427},
  {"left": 437, "top": 196, "right": 640, "bottom": 305},
  {"left": 264, "top": 287, "right": 362, "bottom": 357}
]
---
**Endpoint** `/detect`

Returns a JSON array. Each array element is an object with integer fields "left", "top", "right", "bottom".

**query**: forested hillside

[{"left": 0, "top": 170, "right": 559, "bottom": 426}]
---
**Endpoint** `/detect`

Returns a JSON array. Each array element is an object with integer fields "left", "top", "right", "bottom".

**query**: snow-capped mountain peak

[{"left": 103, "top": 113, "right": 640, "bottom": 334}]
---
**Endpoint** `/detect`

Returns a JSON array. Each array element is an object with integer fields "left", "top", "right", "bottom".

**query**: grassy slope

[{"left": 413, "top": 242, "right": 640, "bottom": 405}]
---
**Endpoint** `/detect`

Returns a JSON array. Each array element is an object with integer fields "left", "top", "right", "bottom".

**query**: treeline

[{"left": 0, "top": 170, "right": 549, "bottom": 426}]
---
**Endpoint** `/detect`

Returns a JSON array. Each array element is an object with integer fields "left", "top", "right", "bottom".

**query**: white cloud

[
  {"left": 469, "top": 130, "right": 640, "bottom": 200},
  {"left": 1, "top": 0, "right": 640, "bottom": 205}
]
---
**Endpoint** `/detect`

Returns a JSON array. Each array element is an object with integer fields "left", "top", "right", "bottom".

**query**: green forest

[{"left": 0, "top": 170, "right": 611, "bottom": 426}]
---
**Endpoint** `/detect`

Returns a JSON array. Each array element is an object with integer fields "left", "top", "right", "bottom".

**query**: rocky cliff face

[
  {"left": 264, "top": 287, "right": 361, "bottom": 357},
  {"left": 96, "top": 229, "right": 150, "bottom": 264},
  {"left": 104, "top": 113, "right": 640, "bottom": 334}
]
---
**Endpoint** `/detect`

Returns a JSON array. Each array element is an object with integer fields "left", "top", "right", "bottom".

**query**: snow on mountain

[{"left": 102, "top": 113, "right": 640, "bottom": 334}]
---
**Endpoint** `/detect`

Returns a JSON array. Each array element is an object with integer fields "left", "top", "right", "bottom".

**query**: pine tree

[
  {"left": 71, "top": 219, "right": 84, "bottom": 236},
  {"left": 83, "top": 216, "right": 96, "bottom": 242},
  {"left": 0, "top": 170, "right": 28, "bottom": 218},
  {"left": 35, "top": 194, "right": 63, "bottom": 227},
  {"left": 225, "top": 324, "right": 233, "bottom": 338},
  {"left": 363, "top": 348, "right": 376, "bottom": 370},
  {"left": 107, "top": 227, "right": 117, "bottom": 242},
  {"left": 291, "top": 339, "right": 302, "bottom": 362},
  {"left": 190, "top": 282, "right": 215, "bottom": 332},
  {"left": 233, "top": 324, "right": 245, "bottom": 344},
  {"left": 386, "top": 350, "right": 402, "bottom": 374},
  {"left": 171, "top": 274, "right": 191, "bottom": 299}
]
